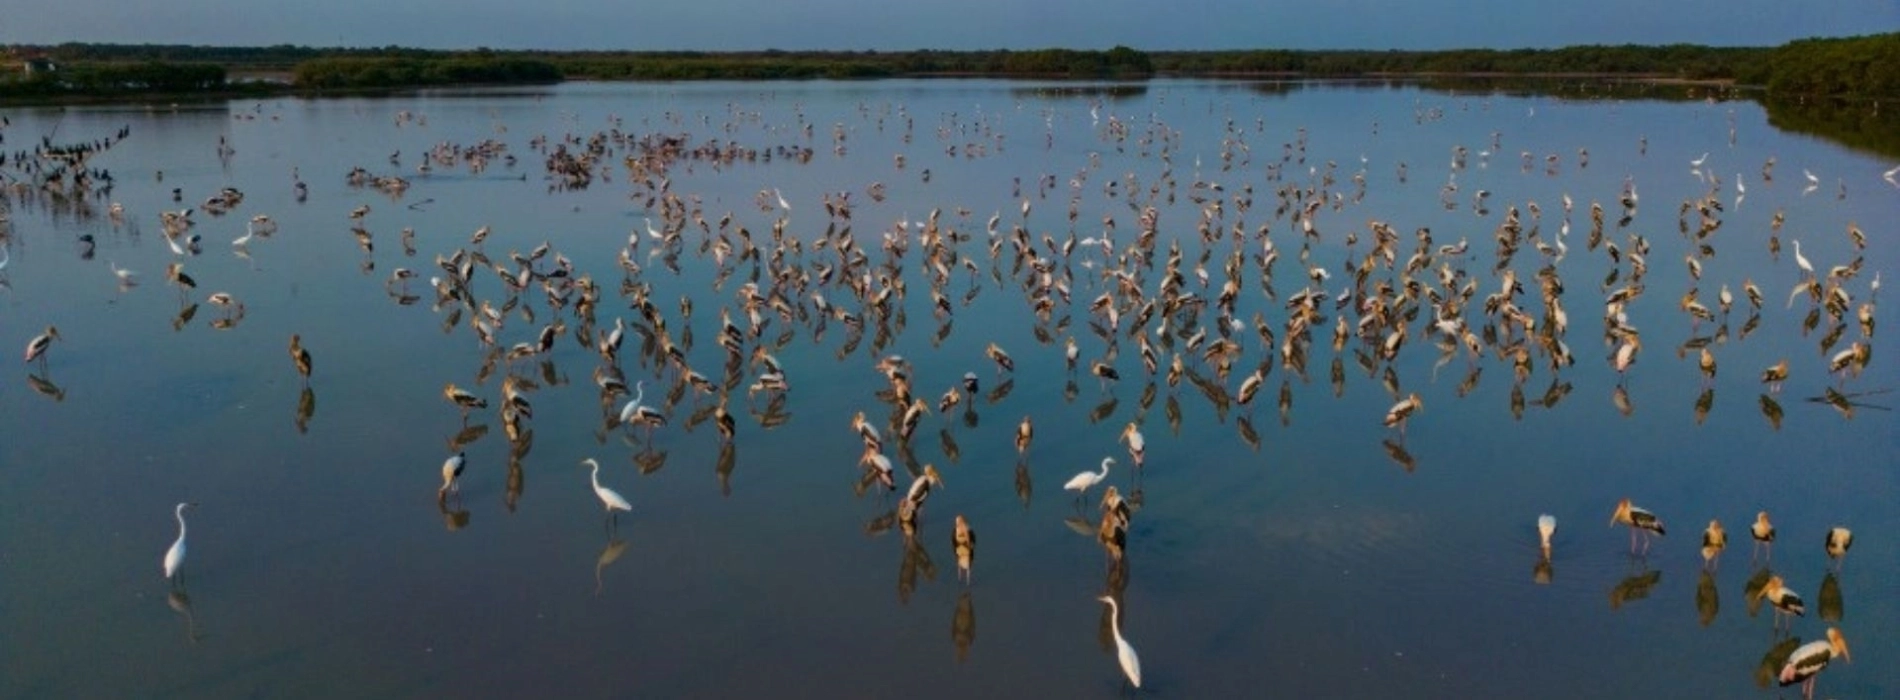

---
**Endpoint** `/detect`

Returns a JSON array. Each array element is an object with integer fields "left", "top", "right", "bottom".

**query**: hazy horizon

[{"left": 4, "top": 0, "right": 1895, "bottom": 53}]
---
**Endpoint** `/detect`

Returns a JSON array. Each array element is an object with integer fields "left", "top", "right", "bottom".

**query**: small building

[{"left": 23, "top": 57, "right": 56, "bottom": 76}]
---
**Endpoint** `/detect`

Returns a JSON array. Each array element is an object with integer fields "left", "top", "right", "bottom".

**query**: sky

[{"left": 3, "top": 0, "right": 1895, "bottom": 51}]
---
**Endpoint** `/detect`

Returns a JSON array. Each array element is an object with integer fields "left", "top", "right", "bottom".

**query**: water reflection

[
  {"left": 594, "top": 538, "right": 629, "bottom": 596},
  {"left": 1695, "top": 570, "right": 1719, "bottom": 627},
  {"left": 950, "top": 590, "right": 975, "bottom": 663},
  {"left": 1608, "top": 564, "right": 1661, "bottom": 610},
  {"left": 166, "top": 590, "right": 203, "bottom": 645}
]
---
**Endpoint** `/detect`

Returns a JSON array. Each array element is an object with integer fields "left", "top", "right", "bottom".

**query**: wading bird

[
  {"left": 1757, "top": 574, "right": 1805, "bottom": 631},
  {"left": 1824, "top": 527, "right": 1852, "bottom": 571},
  {"left": 23, "top": 325, "right": 59, "bottom": 367},
  {"left": 1610, "top": 498, "right": 1665, "bottom": 554},
  {"left": 1701, "top": 520, "right": 1726, "bottom": 571},
  {"left": 289, "top": 334, "right": 312, "bottom": 387},
  {"left": 438, "top": 452, "right": 466, "bottom": 504},
  {"left": 1779, "top": 627, "right": 1849, "bottom": 700},
  {"left": 163, "top": 502, "right": 197, "bottom": 586},
  {"left": 1064, "top": 457, "right": 1113, "bottom": 502},
  {"left": 582, "top": 458, "right": 632, "bottom": 523},
  {"left": 1537, "top": 514, "right": 1556, "bottom": 560},
  {"left": 1096, "top": 596, "right": 1142, "bottom": 689},
  {"left": 1752, "top": 511, "right": 1776, "bottom": 563}
]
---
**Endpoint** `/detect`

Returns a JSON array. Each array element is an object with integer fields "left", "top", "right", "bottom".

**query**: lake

[{"left": 0, "top": 78, "right": 1893, "bottom": 698}]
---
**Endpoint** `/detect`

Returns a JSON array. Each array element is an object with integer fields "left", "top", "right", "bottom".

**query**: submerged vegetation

[{"left": 2, "top": 32, "right": 1895, "bottom": 98}]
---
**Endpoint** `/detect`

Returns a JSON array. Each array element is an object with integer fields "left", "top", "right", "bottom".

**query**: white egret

[
  {"left": 1792, "top": 239, "right": 1813, "bottom": 277},
  {"left": 583, "top": 458, "right": 632, "bottom": 516},
  {"left": 163, "top": 502, "right": 198, "bottom": 584},
  {"left": 1096, "top": 595, "right": 1142, "bottom": 688},
  {"left": 1064, "top": 457, "right": 1113, "bottom": 500},
  {"left": 616, "top": 380, "right": 647, "bottom": 425}
]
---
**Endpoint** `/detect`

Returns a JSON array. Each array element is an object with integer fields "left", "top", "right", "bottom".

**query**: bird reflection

[
  {"left": 950, "top": 590, "right": 976, "bottom": 663},
  {"left": 715, "top": 441, "right": 736, "bottom": 496},
  {"left": 26, "top": 372, "right": 64, "bottom": 402},
  {"left": 1758, "top": 394, "right": 1784, "bottom": 430},
  {"left": 1696, "top": 570, "right": 1720, "bottom": 627},
  {"left": 1743, "top": 567, "right": 1774, "bottom": 618},
  {"left": 1382, "top": 438, "right": 1416, "bottom": 472},
  {"left": 438, "top": 498, "right": 470, "bottom": 532},
  {"left": 595, "top": 537, "right": 629, "bottom": 596},
  {"left": 1532, "top": 558, "right": 1553, "bottom": 585},
  {"left": 167, "top": 589, "right": 203, "bottom": 644},
  {"left": 1014, "top": 459, "right": 1032, "bottom": 508},
  {"left": 896, "top": 526, "right": 937, "bottom": 605},
  {"left": 1753, "top": 636, "right": 1803, "bottom": 689},
  {"left": 294, "top": 387, "right": 316, "bottom": 434},
  {"left": 1608, "top": 565, "right": 1661, "bottom": 610},
  {"left": 1817, "top": 572, "right": 1843, "bottom": 622},
  {"left": 448, "top": 423, "right": 489, "bottom": 452}
]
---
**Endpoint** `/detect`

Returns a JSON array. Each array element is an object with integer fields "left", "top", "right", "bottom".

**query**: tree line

[{"left": 5, "top": 34, "right": 1897, "bottom": 97}]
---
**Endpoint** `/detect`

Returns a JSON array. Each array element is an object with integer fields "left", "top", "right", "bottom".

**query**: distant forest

[{"left": 2, "top": 33, "right": 1896, "bottom": 98}]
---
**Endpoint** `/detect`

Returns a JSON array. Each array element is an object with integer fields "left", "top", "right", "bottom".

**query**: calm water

[{"left": 1, "top": 79, "right": 1894, "bottom": 698}]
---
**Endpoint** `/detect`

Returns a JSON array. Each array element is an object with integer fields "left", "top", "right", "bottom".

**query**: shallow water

[{"left": 0, "top": 79, "right": 1894, "bottom": 698}]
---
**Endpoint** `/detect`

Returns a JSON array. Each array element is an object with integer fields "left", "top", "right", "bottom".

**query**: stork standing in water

[
  {"left": 1779, "top": 627, "right": 1849, "bottom": 700},
  {"left": 1119, "top": 422, "right": 1145, "bottom": 468},
  {"left": 24, "top": 325, "right": 61, "bottom": 368},
  {"left": 1700, "top": 520, "right": 1726, "bottom": 571},
  {"left": 1824, "top": 527, "right": 1853, "bottom": 571},
  {"left": 438, "top": 452, "right": 467, "bottom": 504},
  {"left": 1757, "top": 574, "right": 1805, "bottom": 633},
  {"left": 288, "top": 334, "right": 312, "bottom": 387},
  {"left": 952, "top": 514, "right": 976, "bottom": 584},
  {"left": 1610, "top": 498, "right": 1664, "bottom": 554},
  {"left": 1751, "top": 511, "right": 1776, "bottom": 564}
]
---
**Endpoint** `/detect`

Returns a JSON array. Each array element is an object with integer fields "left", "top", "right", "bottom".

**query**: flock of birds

[{"left": 2, "top": 86, "right": 1892, "bottom": 695}]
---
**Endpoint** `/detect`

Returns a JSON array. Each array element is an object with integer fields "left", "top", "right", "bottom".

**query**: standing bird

[
  {"left": 163, "top": 502, "right": 198, "bottom": 586},
  {"left": 1824, "top": 527, "right": 1853, "bottom": 571},
  {"left": 985, "top": 342, "right": 1014, "bottom": 375},
  {"left": 443, "top": 383, "right": 487, "bottom": 418},
  {"left": 1016, "top": 416, "right": 1034, "bottom": 456},
  {"left": 713, "top": 400, "right": 737, "bottom": 443},
  {"left": 1096, "top": 596, "right": 1143, "bottom": 689},
  {"left": 1751, "top": 511, "right": 1776, "bottom": 563},
  {"left": 1757, "top": 574, "right": 1805, "bottom": 631},
  {"left": 582, "top": 458, "right": 632, "bottom": 522},
  {"left": 1120, "top": 422, "right": 1145, "bottom": 468},
  {"left": 1089, "top": 360, "right": 1121, "bottom": 390},
  {"left": 1701, "top": 520, "right": 1727, "bottom": 571},
  {"left": 1610, "top": 498, "right": 1665, "bottom": 554},
  {"left": 1384, "top": 393, "right": 1423, "bottom": 434},
  {"left": 437, "top": 452, "right": 467, "bottom": 504},
  {"left": 1064, "top": 457, "right": 1114, "bottom": 501},
  {"left": 24, "top": 325, "right": 60, "bottom": 366},
  {"left": 1065, "top": 336, "right": 1079, "bottom": 372},
  {"left": 952, "top": 514, "right": 976, "bottom": 585},
  {"left": 1537, "top": 514, "right": 1556, "bottom": 560},
  {"left": 852, "top": 411, "right": 883, "bottom": 453},
  {"left": 1761, "top": 359, "right": 1789, "bottom": 392},
  {"left": 288, "top": 334, "right": 312, "bottom": 387},
  {"left": 1611, "top": 335, "right": 1640, "bottom": 381},
  {"left": 1779, "top": 627, "right": 1850, "bottom": 700}
]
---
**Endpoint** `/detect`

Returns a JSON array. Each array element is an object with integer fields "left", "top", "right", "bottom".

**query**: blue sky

[{"left": 5, "top": 0, "right": 1895, "bottom": 50}]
